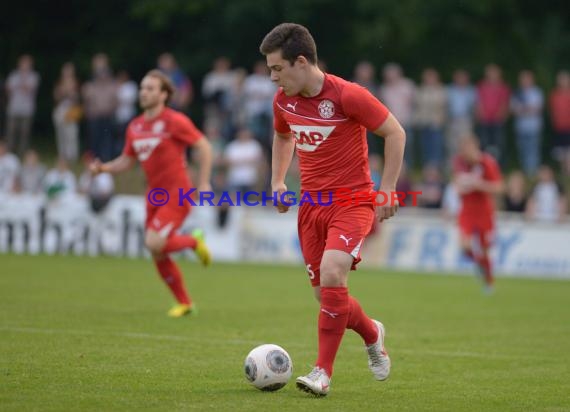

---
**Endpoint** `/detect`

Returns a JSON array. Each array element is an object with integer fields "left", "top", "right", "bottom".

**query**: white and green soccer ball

[{"left": 244, "top": 344, "right": 293, "bottom": 391}]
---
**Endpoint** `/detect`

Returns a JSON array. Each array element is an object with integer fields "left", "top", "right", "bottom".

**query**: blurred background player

[
  {"left": 453, "top": 134, "right": 504, "bottom": 294},
  {"left": 260, "top": 23, "right": 406, "bottom": 396},
  {"left": 90, "top": 70, "right": 213, "bottom": 317}
]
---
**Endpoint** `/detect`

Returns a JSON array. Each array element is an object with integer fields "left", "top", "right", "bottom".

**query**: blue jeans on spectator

[
  {"left": 516, "top": 128, "right": 541, "bottom": 176},
  {"left": 478, "top": 122, "right": 505, "bottom": 165},
  {"left": 115, "top": 120, "right": 130, "bottom": 159},
  {"left": 420, "top": 126, "right": 444, "bottom": 168},
  {"left": 87, "top": 116, "right": 115, "bottom": 161}
]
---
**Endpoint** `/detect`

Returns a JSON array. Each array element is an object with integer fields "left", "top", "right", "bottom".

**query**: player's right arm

[
  {"left": 271, "top": 132, "right": 295, "bottom": 213},
  {"left": 271, "top": 94, "right": 295, "bottom": 213},
  {"left": 89, "top": 120, "right": 136, "bottom": 175},
  {"left": 91, "top": 120, "right": 136, "bottom": 175},
  {"left": 90, "top": 155, "right": 136, "bottom": 175}
]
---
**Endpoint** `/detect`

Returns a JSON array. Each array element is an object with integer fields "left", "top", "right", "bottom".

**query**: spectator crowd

[{"left": 0, "top": 53, "right": 568, "bottom": 222}]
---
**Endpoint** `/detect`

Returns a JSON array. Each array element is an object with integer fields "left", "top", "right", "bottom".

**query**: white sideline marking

[{"left": 1, "top": 326, "right": 536, "bottom": 361}]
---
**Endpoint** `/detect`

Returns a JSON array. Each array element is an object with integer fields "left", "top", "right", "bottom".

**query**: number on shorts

[{"left": 306, "top": 264, "right": 315, "bottom": 280}]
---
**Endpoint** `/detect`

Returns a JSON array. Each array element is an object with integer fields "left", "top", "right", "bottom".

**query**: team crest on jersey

[
  {"left": 290, "top": 125, "right": 335, "bottom": 152},
  {"left": 318, "top": 99, "right": 335, "bottom": 119},
  {"left": 152, "top": 120, "right": 165, "bottom": 133},
  {"left": 132, "top": 137, "right": 161, "bottom": 161}
]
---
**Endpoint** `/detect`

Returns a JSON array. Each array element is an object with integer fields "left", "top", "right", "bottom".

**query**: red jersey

[
  {"left": 453, "top": 153, "right": 502, "bottom": 219},
  {"left": 123, "top": 108, "right": 203, "bottom": 189},
  {"left": 273, "top": 74, "right": 389, "bottom": 193},
  {"left": 549, "top": 89, "right": 570, "bottom": 132},
  {"left": 476, "top": 81, "right": 511, "bottom": 123}
]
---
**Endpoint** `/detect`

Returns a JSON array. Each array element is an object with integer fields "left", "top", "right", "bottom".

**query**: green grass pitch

[{"left": 1, "top": 254, "right": 569, "bottom": 411}]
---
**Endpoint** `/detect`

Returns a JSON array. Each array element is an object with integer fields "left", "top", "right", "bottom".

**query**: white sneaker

[
  {"left": 366, "top": 320, "right": 391, "bottom": 380},
  {"left": 295, "top": 367, "right": 331, "bottom": 396}
]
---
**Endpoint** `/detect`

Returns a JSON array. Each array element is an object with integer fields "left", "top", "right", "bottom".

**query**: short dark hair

[
  {"left": 145, "top": 69, "right": 175, "bottom": 103},
  {"left": 259, "top": 23, "right": 318, "bottom": 65}
]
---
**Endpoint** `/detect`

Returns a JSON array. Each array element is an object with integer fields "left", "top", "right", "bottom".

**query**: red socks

[
  {"left": 161, "top": 234, "right": 197, "bottom": 254},
  {"left": 478, "top": 255, "right": 494, "bottom": 286},
  {"left": 154, "top": 256, "right": 191, "bottom": 305},
  {"left": 316, "top": 287, "right": 349, "bottom": 377},
  {"left": 463, "top": 248, "right": 476, "bottom": 261},
  {"left": 347, "top": 296, "right": 379, "bottom": 345},
  {"left": 315, "top": 289, "right": 380, "bottom": 376},
  {"left": 464, "top": 248, "right": 494, "bottom": 286}
]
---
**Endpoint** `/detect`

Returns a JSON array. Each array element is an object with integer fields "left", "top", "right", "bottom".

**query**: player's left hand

[
  {"left": 272, "top": 182, "right": 290, "bottom": 214},
  {"left": 376, "top": 190, "right": 399, "bottom": 222},
  {"left": 89, "top": 158, "right": 103, "bottom": 175}
]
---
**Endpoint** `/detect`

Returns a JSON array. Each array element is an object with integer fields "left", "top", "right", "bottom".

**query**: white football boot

[
  {"left": 296, "top": 367, "right": 331, "bottom": 396},
  {"left": 366, "top": 320, "right": 391, "bottom": 380}
]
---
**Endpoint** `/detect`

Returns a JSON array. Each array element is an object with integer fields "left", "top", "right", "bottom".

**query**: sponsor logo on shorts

[{"left": 339, "top": 235, "right": 352, "bottom": 246}]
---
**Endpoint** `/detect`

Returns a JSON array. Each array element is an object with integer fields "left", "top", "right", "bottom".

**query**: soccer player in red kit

[
  {"left": 453, "top": 135, "right": 504, "bottom": 294},
  {"left": 260, "top": 23, "right": 406, "bottom": 396},
  {"left": 90, "top": 70, "right": 213, "bottom": 317}
]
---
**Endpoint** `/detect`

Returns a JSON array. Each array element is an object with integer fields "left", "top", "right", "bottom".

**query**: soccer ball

[{"left": 244, "top": 344, "right": 293, "bottom": 391}]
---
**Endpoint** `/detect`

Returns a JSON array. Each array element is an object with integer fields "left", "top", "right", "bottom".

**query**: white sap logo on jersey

[
  {"left": 133, "top": 137, "right": 161, "bottom": 161},
  {"left": 290, "top": 125, "right": 335, "bottom": 152}
]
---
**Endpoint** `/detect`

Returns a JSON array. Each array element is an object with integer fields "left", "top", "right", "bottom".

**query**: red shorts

[
  {"left": 298, "top": 201, "right": 375, "bottom": 287},
  {"left": 146, "top": 202, "right": 191, "bottom": 238},
  {"left": 458, "top": 214, "right": 494, "bottom": 249}
]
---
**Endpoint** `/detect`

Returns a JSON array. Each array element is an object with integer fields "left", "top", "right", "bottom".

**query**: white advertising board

[{"left": 1, "top": 194, "right": 569, "bottom": 278}]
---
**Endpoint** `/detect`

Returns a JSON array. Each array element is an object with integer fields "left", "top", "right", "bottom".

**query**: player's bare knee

[
  {"left": 320, "top": 264, "right": 347, "bottom": 287},
  {"left": 145, "top": 231, "right": 165, "bottom": 254},
  {"left": 145, "top": 240, "right": 163, "bottom": 255},
  {"left": 320, "top": 251, "right": 351, "bottom": 287}
]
